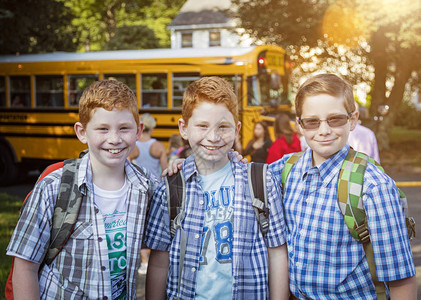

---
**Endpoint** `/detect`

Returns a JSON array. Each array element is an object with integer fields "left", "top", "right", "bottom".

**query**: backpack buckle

[{"left": 356, "top": 223, "right": 370, "bottom": 244}]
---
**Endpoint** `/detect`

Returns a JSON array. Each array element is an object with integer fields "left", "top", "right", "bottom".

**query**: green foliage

[
  {"left": 0, "top": 0, "right": 78, "bottom": 54},
  {"left": 0, "top": 193, "right": 23, "bottom": 298},
  {"left": 104, "top": 25, "right": 160, "bottom": 50},
  {"left": 232, "top": 0, "right": 421, "bottom": 149},
  {"left": 395, "top": 101, "right": 421, "bottom": 130}
]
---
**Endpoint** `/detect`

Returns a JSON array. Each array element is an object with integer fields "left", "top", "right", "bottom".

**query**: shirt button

[
  {"left": 98, "top": 237, "right": 103, "bottom": 242},
  {"left": 103, "top": 297, "right": 108, "bottom": 300},
  {"left": 199, "top": 200, "right": 204, "bottom": 205},
  {"left": 296, "top": 262, "right": 301, "bottom": 267},
  {"left": 192, "top": 267, "right": 196, "bottom": 272},
  {"left": 95, "top": 207, "right": 99, "bottom": 214},
  {"left": 306, "top": 199, "right": 311, "bottom": 204},
  {"left": 101, "top": 266, "right": 106, "bottom": 271},
  {"left": 300, "top": 230, "right": 305, "bottom": 235},
  {"left": 195, "top": 234, "right": 200, "bottom": 239}
]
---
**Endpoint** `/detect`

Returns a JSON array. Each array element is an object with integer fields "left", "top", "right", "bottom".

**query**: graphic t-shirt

[
  {"left": 195, "top": 162, "right": 234, "bottom": 299},
  {"left": 94, "top": 181, "right": 128, "bottom": 300}
]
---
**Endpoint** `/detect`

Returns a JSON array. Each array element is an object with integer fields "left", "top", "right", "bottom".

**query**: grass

[
  {"left": 381, "top": 127, "right": 421, "bottom": 169},
  {"left": 0, "top": 193, "right": 23, "bottom": 300}
]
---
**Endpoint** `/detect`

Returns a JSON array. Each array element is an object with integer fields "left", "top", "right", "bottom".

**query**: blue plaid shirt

[
  {"left": 7, "top": 154, "right": 154, "bottom": 299},
  {"left": 269, "top": 144, "right": 415, "bottom": 299},
  {"left": 144, "top": 153, "right": 286, "bottom": 299}
]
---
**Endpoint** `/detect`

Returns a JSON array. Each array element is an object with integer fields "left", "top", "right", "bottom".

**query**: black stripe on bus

[
  {"left": 0, "top": 108, "right": 182, "bottom": 114},
  {"left": 2, "top": 132, "right": 169, "bottom": 142},
  {"left": 0, "top": 122, "right": 179, "bottom": 130}
]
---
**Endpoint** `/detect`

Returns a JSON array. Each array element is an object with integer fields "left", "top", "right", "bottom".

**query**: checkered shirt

[
  {"left": 7, "top": 154, "right": 154, "bottom": 299},
  {"left": 144, "top": 152, "right": 286, "bottom": 299},
  {"left": 269, "top": 144, "right": 416, "bottom": 299}
]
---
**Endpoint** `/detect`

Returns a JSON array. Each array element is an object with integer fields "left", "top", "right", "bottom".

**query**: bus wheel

[{"left": 0, "top": 143, "right": 18, "bottom": 186}]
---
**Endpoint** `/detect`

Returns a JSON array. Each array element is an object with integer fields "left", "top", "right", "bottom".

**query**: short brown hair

[
  {"left": 295, "top": 74, "right": 355, "bottom": 118},
  {"left": 78, "top": 80, "right": 138, "bottom": 127},
  {"left": 182, "top": 76, "right": 238, "bottom": 124}
]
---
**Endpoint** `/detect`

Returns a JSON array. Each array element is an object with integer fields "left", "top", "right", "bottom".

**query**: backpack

[
  {"left": 5, "top": 155, "right": 153, "bottom": 300},
  {"left": 164, "top": 162, "right": 269, "bottom": 299},
  {"left": 5, "top": 159, "right": 83, "bottom": 300},
  {"left": 281, "top": 148, "right": 416, "bottom": 300}
]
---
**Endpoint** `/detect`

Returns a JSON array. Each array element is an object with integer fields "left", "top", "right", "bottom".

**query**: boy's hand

[
  {"left": 162, "top": 158, "right": 184, "bottom": 177},
  {"left": 231, "top": 149, "right": 248, "bottom": 164}
]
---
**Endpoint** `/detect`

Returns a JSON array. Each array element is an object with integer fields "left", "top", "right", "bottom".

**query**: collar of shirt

[
  {"left": 182, "top": 152, "right": 239, "bottom": 182},
  {"left": 301, "top": 144, "right": 350, "bottom": 187},
  {"left": 77, "top": 154, "right": 150, "bottom": 194}
]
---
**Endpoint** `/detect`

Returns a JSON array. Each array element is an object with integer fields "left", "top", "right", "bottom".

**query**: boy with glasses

[{"left": 269, "top": 73, "right": 416, "bottom": 299}]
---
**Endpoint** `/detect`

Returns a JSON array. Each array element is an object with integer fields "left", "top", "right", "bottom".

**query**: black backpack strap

[
  {"left": 164, "top": 170, "right": 186, "bottom": 299},
  {"left": 248, "top": 162, "right": 269, "bottom": 238},
  {"left": 45, "top": 158, "right": 83, "bottom": 265},
  {"left": 165, "top": 170, "right": 186, "bottom": 238}
]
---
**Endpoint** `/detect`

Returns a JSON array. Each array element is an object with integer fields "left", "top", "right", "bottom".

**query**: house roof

[{"left": 169, "top": 0, "right": 233, "bottom": 27}]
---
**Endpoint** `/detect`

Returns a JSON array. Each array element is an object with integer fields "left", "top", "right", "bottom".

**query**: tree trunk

[
  {"left": 376, "top": 50, "right": 415, "bottom": 150},
  {"left": 369, "top": 27, "right": 388, "bottom": 119}
]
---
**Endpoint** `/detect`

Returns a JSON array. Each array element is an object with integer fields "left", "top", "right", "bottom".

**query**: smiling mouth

[
  {"left": 108, "top": 148, "right": 123, "bottom": 154},
  {"left": 202, "top": 145, "right": 224, "bottom": 151}
]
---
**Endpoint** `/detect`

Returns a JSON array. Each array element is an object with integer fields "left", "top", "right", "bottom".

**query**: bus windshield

[{"left": 247, "top": 73, "right": 289, "bottom": 107}]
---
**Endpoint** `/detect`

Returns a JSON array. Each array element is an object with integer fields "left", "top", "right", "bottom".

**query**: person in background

[
  {"left": 348, "top": 102, "right": 380, "bottom": 162},
  {"left": 129, "top": 113, "right": 167, "bottom": 275},
  {"left": 243, "top": 121, "right": 272, "bottom": 163},
  {"left": 130, "top": 113, "right": 168, "bottom": 179},
  {"left": 266, "top": 112, "right": 301, "bottom": 164},
  {"left": 167, "top": 134, "right": 184, "bottom": 166}
]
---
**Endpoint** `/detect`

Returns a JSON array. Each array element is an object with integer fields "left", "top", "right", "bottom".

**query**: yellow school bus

[{"left": 0, "top": 45, "right": 292, "bottom": 184}]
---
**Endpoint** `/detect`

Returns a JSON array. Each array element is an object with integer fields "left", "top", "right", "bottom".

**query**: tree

[
  {"left": 231, "top": 0, "right": 421, "bottom": 149},
  {"left": 0, "top": 0, "right": 78, "bottom": 54},
  {"left": 104, "top": 25, "right": 160, "bottom": 50},
  {"left": 66, "top": 0, "right": 186, "bottom": 51}
]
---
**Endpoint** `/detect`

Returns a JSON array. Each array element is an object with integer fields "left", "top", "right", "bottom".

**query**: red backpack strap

[{"left": 23, "top": 161, "right": 65, "bottom": 204}]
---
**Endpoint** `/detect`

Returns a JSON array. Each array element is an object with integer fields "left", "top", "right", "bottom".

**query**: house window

[
  {"left": 181, "top": 33, "right": 193, "bottom": 48},
  {"left": 209, "top": 32, "right": 221, "bottom": 47}
]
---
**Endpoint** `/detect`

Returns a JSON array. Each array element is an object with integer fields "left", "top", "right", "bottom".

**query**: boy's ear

[
  {"left": 74, "top": 122, "right": 87, "bottom": 144},
  {"left": 137, "top": 121, "right": 144, "bottom": 139},
  {"left": 295, "top": 118, "right": 304, "bottom": 135},
  {"left": 349, "top": 111, "right": 359, "bottom": 131},
  {"left": 178, "top": 118, "right": 188, "bottom": 140},
  {"left": 235, "top": 121, "right": 241, "bottom": 136}
]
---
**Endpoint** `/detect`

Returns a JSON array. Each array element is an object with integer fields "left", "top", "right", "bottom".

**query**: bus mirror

[{"left": 270, "top": 74, "right": 281, "bottom": 90}]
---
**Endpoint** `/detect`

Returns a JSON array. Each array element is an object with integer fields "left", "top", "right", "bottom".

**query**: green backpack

[{"left": 281, "top": 148, "right": 415, "bottom": 300}]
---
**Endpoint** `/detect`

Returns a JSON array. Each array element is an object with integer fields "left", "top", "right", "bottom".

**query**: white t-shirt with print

[
  {"left": 195, "top": 162, "right": 235, "bottom": 300},
  {"left": 94, "top": 180, "right": 128, "bottom": 300}
]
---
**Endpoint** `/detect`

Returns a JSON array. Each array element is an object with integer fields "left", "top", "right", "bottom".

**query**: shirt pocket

[{"left": 58, "top": 221, "right": 94, "bottom": 276}]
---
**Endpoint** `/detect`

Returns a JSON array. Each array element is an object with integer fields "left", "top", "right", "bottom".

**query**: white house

[{"left": 168, "top": 0, "right": 251, "bottom": 49}]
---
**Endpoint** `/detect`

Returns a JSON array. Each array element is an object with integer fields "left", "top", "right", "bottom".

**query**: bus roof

[{"left": 0, "top": 47, "right": 260, "bottom": 63}]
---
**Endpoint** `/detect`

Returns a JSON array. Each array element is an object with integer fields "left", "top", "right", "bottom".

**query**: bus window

[
  {"left": 0, "top": 76, "right": 5, "bottom": 107},
  {"left": 141, "top": 74, "right": 167, "bottom": 108},
  {"left": 172, "top": 73, "right": 200, "bottom": 107},
  {"left": 104, "top": 74, "right": 136, "bottom": 95},
  {"left": 68, "top": 75, "right": 98, "bottom": 106},
  {"left": 10, "top": 76, "right": 31, "bottom": 108},
  {"left": 247, "top": 73, "right": 288, "bottom": 107},
  {"left": 35, "top": 75, "right": 64, "bottom": 107}
]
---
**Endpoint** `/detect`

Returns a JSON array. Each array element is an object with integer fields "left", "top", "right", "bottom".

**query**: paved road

[{"left": 1, "top": 167, "right": 420, "bottom": 298}]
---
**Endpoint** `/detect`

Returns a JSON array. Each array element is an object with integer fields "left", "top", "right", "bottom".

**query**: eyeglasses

[{"left": 298, "top": 112, "right": 353, "bottom": 130}]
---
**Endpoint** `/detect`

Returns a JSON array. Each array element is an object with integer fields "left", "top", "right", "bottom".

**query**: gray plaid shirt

[{"left": 7, "top": 154, "right": 154, "bottom": 299}]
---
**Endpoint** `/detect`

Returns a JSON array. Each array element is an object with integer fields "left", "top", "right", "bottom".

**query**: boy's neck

[
  {"left": 91, "top": 162, "right": 126, "bottom": 190},
  {"left": 195, "top": 156, "right": 230, "bottom": 176}
]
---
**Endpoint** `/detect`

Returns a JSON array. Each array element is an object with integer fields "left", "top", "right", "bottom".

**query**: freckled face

[
  {"left": 179, "top": 102, "right": 241, "bottom": 174},
  {"left": 75, "top": 108, "right": 141, "bottom": 171}
]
